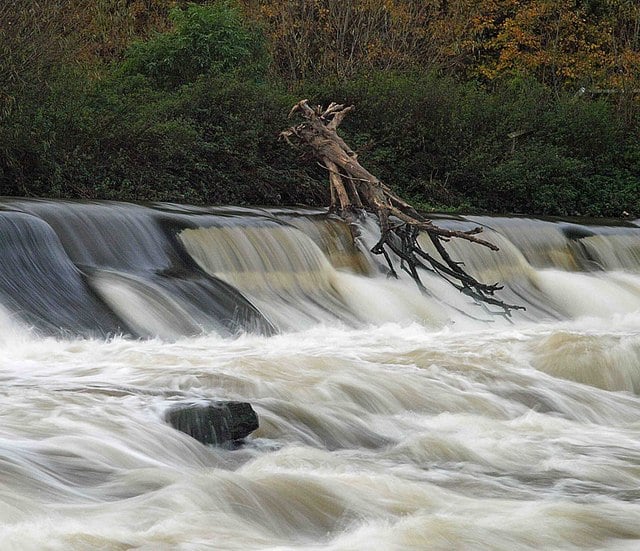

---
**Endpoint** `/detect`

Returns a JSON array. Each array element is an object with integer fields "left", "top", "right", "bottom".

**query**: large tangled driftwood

[{"left": 281, "top": 100, "right": 524, "bottom": 315}]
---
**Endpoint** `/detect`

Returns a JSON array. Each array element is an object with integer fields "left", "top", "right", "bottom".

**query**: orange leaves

[
  {"left": 237, "top": 0, "right": 638, "bottom": 93},
  {"left": 9, "top": 0, "right": 636, "bottom": 93},
  {"left": 243, "top": 0, "right": 441, "bottom": 80},
  {"left": 451, "top": 0, "right": 634, "bottom": 90}
]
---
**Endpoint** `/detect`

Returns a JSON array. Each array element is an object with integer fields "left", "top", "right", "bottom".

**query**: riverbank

[{"left": 2, "top": 3, "right": 638, "bottom": 217}]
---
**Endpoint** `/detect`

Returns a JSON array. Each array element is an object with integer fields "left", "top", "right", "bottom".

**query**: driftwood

[{"left": 281, "top": 100, "right": 524, "bottom": 315}]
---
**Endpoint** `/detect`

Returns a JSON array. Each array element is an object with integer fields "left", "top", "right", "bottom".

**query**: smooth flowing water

[{"left": 0, "top": 199, "right": 639, "bottom": 550}]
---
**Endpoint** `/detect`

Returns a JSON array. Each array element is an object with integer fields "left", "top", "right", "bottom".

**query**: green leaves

[
  {"left": 1, "top": 1, "right": 637, "bottom": 217},
  {"left": 120, "top": 2, "right": 266, "bottom": 89}
]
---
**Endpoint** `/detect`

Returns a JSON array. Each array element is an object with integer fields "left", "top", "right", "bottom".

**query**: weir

[
  {"left": 0, "top": 198, "right": 638, "bottom": 338},
  {"left": 1, "top": 199, "right": 640, "bottom": 550}
]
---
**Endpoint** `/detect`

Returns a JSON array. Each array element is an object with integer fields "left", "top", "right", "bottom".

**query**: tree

[
  {"left": 245, "top": 0, "right": 441, "bottom": 81},
  {"left": 121, "top": 2, "right": 267, "bottom": 89},
  {"left": 281, "top": 100, "right": 524, "bottom": 315}
]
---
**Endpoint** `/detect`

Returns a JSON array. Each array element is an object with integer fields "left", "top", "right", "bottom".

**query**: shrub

[{"left": 120, "top": 2, "right": 267, "bottom": 89}]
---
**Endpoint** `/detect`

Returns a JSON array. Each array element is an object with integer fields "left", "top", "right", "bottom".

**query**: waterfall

[
  {"left": 1, "top": 199, "right": 640, "bottom": 550},
  {"left": 1, "top": 199, "right": 639, "bottom": 337}
]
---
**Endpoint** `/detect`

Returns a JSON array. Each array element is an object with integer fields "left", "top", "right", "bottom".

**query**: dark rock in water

[
  {"left": 561, "top": 224, "right": 596, "bottom": 240},
  {"left": 166, "top": 401, "right": 259, "bottom": 447}
]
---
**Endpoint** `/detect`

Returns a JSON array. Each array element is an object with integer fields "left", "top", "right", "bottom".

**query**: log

[{"left": 281, "top": 100, "right": 524, "bottom": 316}]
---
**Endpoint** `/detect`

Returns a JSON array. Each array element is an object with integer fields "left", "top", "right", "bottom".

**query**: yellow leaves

[
  {"left": 237, "top": 0, "right": 640, "bottom": 90},
  {"left": 459, "top": 0, "right": 624, "bottom": 87}
]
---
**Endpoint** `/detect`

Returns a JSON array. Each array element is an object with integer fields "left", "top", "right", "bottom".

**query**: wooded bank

[{"left": 1, "top": 1, "right": 638, "bottom": 217}]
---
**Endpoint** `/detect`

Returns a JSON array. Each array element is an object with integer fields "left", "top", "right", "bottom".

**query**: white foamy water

[
  {"left": 0, "top": 202, "right": 639, "bottom": 550},
  {"left": 1, "top": 314, "right": 640, "bottom": 550}
]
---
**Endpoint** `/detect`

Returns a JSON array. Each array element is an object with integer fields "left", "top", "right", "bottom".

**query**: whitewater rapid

[
  {"left": 1, "top": 314, "right": 640, "bottom": 550},
  {"left": 0, "top": 201, "right": 639, "bottom": 549}
]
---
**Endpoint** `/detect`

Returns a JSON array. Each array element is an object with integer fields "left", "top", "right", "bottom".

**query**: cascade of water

[
  {"left": 0, "top": 210, "right": 126, "bottom": 337},
  {"left": 178, "top": 221, "right": 361, "bottom": 329},
  {"left": 8, "top": 200, "right": 177, "bottom": 273},
  {"left": 0, "top": 199, "right": 638, "bottom": 337},
  {"left": 4, "top": 200, "right": 275, "bottom": 338},
  {"left": 0, "top": 200, "right": 638, "bottom": 550}
]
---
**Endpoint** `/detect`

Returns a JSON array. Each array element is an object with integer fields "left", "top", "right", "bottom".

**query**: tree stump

[{"left": 281, "top": 100, "right": 524, "bottom": 315}]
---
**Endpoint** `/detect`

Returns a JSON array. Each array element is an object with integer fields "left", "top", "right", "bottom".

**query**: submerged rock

[
  {"left": 166, "top": 401, "right": 259, "bottom": 447},
  {"left": 561, "top": 223, "right": 596, "bottom": 240}
]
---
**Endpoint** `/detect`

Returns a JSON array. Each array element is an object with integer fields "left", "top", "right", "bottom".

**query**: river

[{"left": 0, "top": 199, "right": 639, "bottom": 550}]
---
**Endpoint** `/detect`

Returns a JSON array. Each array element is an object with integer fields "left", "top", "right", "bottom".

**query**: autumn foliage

[
  {"left": 1, "top": 1, "right": 638, "bottom": 216},
  {"left": 246, "top": 0, "right": 640, "bottom": 92},
  {"left": 5, "top": 0, "right": 637, "bottom": 89}
]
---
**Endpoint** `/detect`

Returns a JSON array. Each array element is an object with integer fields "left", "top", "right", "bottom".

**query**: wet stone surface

[{"left": 166, "top": 401, "right": 259, "bottom": 447}]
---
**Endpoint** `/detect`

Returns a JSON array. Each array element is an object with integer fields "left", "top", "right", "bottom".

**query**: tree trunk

[{"left": 281, "top": 100, "right": 524, "bottom": 315}]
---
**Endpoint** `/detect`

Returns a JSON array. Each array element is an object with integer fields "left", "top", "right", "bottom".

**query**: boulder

[{"left": 166, "top": 401, "right": 259, "bottom": 447}]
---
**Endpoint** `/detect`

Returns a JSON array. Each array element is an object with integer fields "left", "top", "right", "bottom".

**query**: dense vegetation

[{"left": 1, "top": 0, "right": 639, "bottom": 216}]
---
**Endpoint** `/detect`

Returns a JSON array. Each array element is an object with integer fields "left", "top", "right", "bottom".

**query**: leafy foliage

[
  {"left": 121, "top": 3, "right": 267, "bottom": 89},
  {"left": 306, "top": 72, "right": 639, "bottom": 216},
  {"left": 0, "top": 0, "right": 638, "bottom": 217}
]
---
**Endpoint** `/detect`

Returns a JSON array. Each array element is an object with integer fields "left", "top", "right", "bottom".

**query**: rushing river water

[{"left": 0, "top": 200, "right": 639, "bottom": 550}]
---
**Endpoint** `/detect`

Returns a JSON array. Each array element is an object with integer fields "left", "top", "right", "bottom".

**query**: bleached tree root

[{"left": 281, "top": 100, "right": 524, "bottom": 315}]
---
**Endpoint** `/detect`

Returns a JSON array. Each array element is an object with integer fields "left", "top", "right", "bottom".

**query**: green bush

[
  {"left": 0, "top": 2, "right": 328, "bottom": 207},
  {"left": 545, "top": 97, "right": 623, "bottom": 165},
  {"left": 30, "top": 67, "right": 326, "bottom": 205},
  {"left": 301, "top": 72, "right": 638, "bottom": 217},
  {"left": 0, "top": 2, "right": 637, "bottom": 218},
  {"left": 120, "top": 2, "right": 267, "bottom": 89}
]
